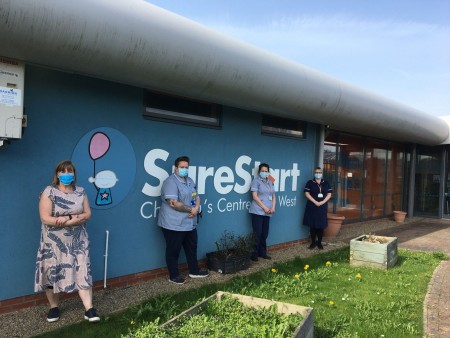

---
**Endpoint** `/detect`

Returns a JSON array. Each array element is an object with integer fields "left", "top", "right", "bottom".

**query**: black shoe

[
  {"left": 47, "top": 307, "right": 60, "bottom": 323},
  {"left": 308, "top": 243, "right": 316, "bottom": 250},
  {"left": 169, "top": 275, "right": 188, "bottom": 285},
  {"left": 251, "top": 256, "right": 258, "bottom": 262},
  {"left": 84, "top": 308, "right": 100, "bottom": 322},
  {"left": 317, "top": 243, "right": 324, "bottom": 250},
  {"left": 261, "top": 255, "right": 271, "bottom": 260},
  {"left": 189, "top": 269, "right": 209, "bottom": 278}
]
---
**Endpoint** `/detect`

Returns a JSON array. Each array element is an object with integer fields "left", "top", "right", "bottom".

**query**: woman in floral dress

[{"left": 35, "top": 160, "right": 100, "bottom": 323}]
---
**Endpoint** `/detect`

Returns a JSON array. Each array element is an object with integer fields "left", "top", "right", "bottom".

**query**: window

[
  {"left": 261, "top": 114, "right": 306, "bottom": 139},
  {"left": 144, "top": 90, "right": 221, "bottom": 128}
]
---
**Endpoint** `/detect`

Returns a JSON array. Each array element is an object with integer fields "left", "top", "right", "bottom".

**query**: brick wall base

[{"left": 0, "top": 238, "right": 308, "bottom": 315}]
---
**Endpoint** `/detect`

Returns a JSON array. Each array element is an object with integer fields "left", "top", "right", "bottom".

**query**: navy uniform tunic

[{"left": 303, "top": 178, "right": 332, "bottom": 229}]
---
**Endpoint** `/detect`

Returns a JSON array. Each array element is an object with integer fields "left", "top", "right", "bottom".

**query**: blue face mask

[
  {"left": 314, "top": 173, "right": 323, "bottom": 179},
  {"left": 59, "top": 173, "right": 74, "bottom": 185},
  {"left": 178, "top": 168, "right": 189, "bottom": 177},
  {"left": 260, "top": 172, "right": 269, "bottom": 179}
]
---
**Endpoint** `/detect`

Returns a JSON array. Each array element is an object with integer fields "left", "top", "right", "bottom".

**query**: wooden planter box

[
  {"left": 350, "top": 235, "right": 398, "bottom": 270},
  {"left": 206, "top": 251, "right": 250, "bottom": 274},
  {"left": 162, "top": 291, "right": 314, "bottom": 338}
]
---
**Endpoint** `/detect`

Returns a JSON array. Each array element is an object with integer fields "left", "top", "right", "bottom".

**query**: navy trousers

[
  {"left": 251, "top": 213, "right": 270, "bottom": 258},
  {"left": 161, "top": 227, "right": 200, "bottom": 279}
]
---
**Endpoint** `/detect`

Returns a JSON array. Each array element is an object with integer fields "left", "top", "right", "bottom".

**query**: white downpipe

[{"left": 103, "top": 230, "right": 109, "bottom": 289}]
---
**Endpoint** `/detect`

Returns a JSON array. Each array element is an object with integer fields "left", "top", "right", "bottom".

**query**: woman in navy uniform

[{"left": 303, "top": 167, "right": 332, "bottom": 249}]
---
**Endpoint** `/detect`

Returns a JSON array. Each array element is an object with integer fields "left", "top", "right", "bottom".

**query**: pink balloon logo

[{"left": 89, "top": 132, "right": 110, "bottom": 160}]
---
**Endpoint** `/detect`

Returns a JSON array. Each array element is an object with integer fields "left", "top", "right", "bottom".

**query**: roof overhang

[{"left": 0, "top": 0, "right": 447, "bottom": 145}]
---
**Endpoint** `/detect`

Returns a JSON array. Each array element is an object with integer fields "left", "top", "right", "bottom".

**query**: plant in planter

[
  {"left": 206, "top": 231, "right": 253, "bottom": 274},
  {"left": 350, "top": 233, "right": 398, "bottom": 270},
  {"left": 159, "top": 292, "right": 313, "bottom": 338}
]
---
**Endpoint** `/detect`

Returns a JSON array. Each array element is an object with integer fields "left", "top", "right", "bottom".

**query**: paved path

[{"left": 375, "top": 219, "right": 450, "bottom": 338}]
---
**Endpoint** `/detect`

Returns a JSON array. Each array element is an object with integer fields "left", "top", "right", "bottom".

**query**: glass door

[
  {"left": 415, "top": 146, "right": 441, "bottom": 216},
  {"left": 444, "top": 147, "right": 450, "bottom": 218}
]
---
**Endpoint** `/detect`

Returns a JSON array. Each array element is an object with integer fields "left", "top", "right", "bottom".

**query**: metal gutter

[{"left": 0, "top": 0, "right": 447, "bottom": 145}]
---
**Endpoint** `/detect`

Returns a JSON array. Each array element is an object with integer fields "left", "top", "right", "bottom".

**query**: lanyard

[
  {"left": 262, "top": 179, "right": 271, "bottom": 193},
  {"left": 315, "top": 180, "right": 322, "bottom": 194}
]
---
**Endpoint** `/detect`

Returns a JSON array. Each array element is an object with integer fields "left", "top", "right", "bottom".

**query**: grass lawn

[{"left": 34, "top": 247, "right": 446, "bottom": 338}]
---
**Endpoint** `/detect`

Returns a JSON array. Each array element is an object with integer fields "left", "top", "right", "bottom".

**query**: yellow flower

[
  {"left": 304, "top": 264, "right": 309, "bottom": 270},
  {"left": 271, "top": 268, "right": 277, "bottom": 273},
  {"left": 329, "top": 300, "right": 334, "bottom": 305},
  {"left": 356, "top": 273, "right": 362, "bottom": 279},
  {"left": 294, "top": 273, "right": 300, "bottom": 279},
  {"left": 326, "top": 261, "right": 331, "bottom": 266}
]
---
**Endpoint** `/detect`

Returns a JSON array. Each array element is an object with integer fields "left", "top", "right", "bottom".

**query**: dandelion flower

[
  {"left": 329, "top": 300, "right": 334, "bottom": 305},
  {"left": 326, "top": 261, "right": 331, "bottom": 266},
  {"left": 356, "top": 273, "right": 362, "bottom": 279},
  {"left": 304, "top": 264, "right": 309, "bottom": 270},
  {"left": 294, "top": 273, "right": 300, "bottom": 279},
  {"left": 271, "top": 268, "right": 277, "bottom": 273}
]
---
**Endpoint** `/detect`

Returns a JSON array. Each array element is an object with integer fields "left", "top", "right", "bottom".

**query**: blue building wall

[{"left": 0, "top": 65, "right": 318, "bottom": 300}]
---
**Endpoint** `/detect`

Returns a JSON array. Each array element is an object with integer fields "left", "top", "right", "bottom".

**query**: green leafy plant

[
  {"left": 127, "top": 296, "right": 303, "bottom": 337},
  {"left": 212, "top": 230, "right": 253, "bottom": 260}
]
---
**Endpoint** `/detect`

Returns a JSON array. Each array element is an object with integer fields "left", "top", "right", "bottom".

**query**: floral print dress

[{"left": 34, "top": 185, "right": 92, "bottom": 293}]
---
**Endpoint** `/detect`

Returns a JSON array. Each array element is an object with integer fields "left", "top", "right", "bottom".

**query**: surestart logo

[
  {"left": 72, "top": 127, "right": 136, "bottom": 210},
  {"left": 140, "top": 149, "right": 300, "bottom": 219},
  {"left": 73, "top": 128, "right": 300, "bottom": 217}
]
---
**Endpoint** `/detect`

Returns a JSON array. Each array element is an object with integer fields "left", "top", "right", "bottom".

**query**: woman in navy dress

[{"left": 303, "top": 167, "right": 332, "bottom": 249}]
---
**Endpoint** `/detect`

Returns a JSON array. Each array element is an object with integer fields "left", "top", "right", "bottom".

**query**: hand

[
  {"left": 188, "top": 206, "right": 199, "bottom": 218},
  {"left": 55, "top": 216, "right": 68, "bottom": 226}
]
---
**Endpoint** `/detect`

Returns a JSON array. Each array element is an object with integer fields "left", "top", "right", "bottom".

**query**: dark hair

[
  {"left": 259, "top": 163, "right": 270, "bottom": 172},
  {"left": 314, "top": 167, "right": 322, "bottom": 171},
  {"left": 51, "top": 160, "right": 77, "bottom": 186},
  {"left": 174, "top": 156, "right": 190, "bottom": 167}
]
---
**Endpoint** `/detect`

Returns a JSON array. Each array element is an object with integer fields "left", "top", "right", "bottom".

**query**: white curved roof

[{"left": 0, "top": 0, "right": 447, "bottom": 145}]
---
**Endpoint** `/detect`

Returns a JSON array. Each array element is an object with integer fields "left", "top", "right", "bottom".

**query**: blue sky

[{"left": 147, "top": 1, "right": 449, "bottom": 116}]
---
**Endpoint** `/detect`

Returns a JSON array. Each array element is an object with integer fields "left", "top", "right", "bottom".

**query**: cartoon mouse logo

[{"left": 88, "top": 132, "right": 119, "bottom": 206}]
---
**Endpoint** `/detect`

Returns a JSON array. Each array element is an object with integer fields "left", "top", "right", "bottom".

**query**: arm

[
  {"left": 270, "top": 192, "right": 276, "bottom": 213},
  {"left": 40, "top": 193, "right": 92, "bottom": 227},
  {"left": 317, "top": 182, "right": 332, "bottom": 206},
  {"left": 65, "top": 195, "right": 92, "bottom": 226},
  {"left": 305, "top": 191, "right": 320, "bottom": 207},
  {"left": 188, "top": 195, "right": 201, "bottom": 218},
  {"left": 167, "top": 198, "right": 200, "bottom": 218},
  {"left": 318, "top": 192, "right": 332, "bottom": 206},
  {"left": 252, "top": 191, "right": 271, "bottom": 214},
  {"left": 39, "top": 194, "right": 68, "bottom": 226}
]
